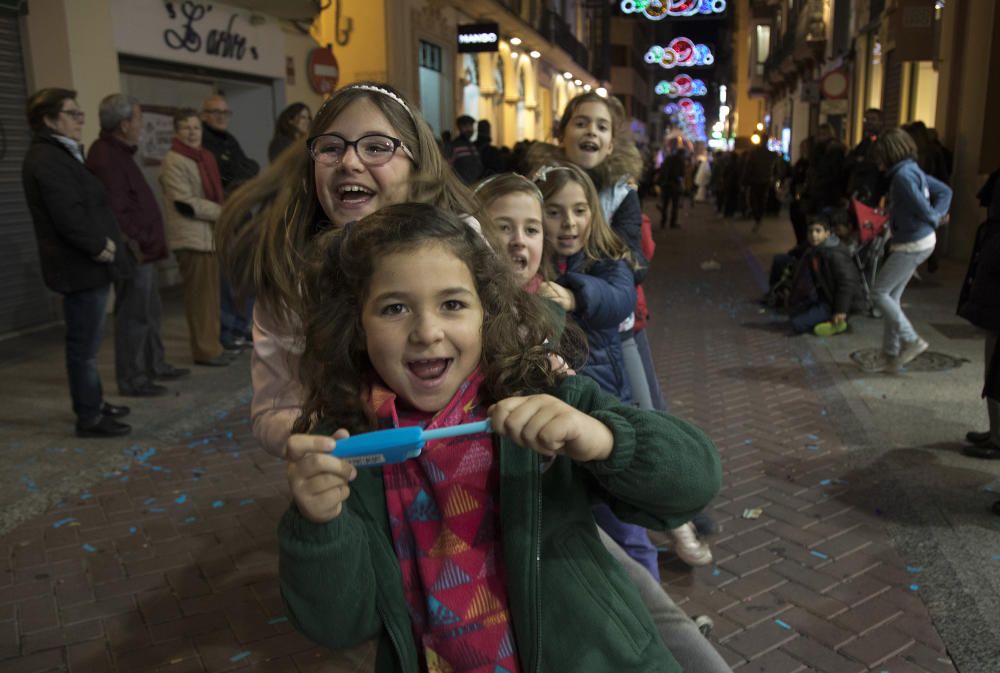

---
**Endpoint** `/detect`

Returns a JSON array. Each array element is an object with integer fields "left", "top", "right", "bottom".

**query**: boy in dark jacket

[{"left": 786, "top": 213, "right": 865, "bottom": 335}]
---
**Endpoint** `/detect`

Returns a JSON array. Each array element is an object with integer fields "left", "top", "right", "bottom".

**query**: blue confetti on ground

[
  {"left": 52, "top": 518, "right": 76, "bottom": 528},
  {"left": 992, "top": 554, "right": 1000, "bottom": 560},
  {"left": 810, "top": 550, "right": 829, "bottom": 560},
  {"left": 212, "top": 500, "right": 224, "bottom": 508},
  {"left": 229, "top": 651, "right": 251, "bottom": 663},
  {"left": 82, "top": 543, "right": 96, "bottom": 553},
  {"left": 910, "top": 584, "right": 920, "bottom": 591},
  {"left": 743, "top": 439, "right": 753, "bottom": 444},
  {"left": 267, "top": 616, "right": 288, "bottom": 624},
  {"left": 175, "top": 495, "right": 188, "bottom": 504},
  {"left": 820, "top": 479, "right": 831, "bottom": 486},
  {"left": 131, "top": 446, "right": 157, "bottom": 462},
  {"left": 79, "top": 492, "right": 93, "bottom": 500},
  {"left": 240, "top": 498, "right": 255, "bottom": 506},
  {"left": 806, "top": 434, "right": 818, "bottom": 440},
  {"left": 128, "top": 527, "right": 137, "bottom": 535},
  {"left": 805, "top": 444, "right": 819, "bottom": 451},
  {"left": 149, "top": 507, "right": 166, "bottom": 513},
  {"left": 774, "top": 619, "right": 791, "bottom": 630},
  {"left": 20, "top": 475, "right": 39, "bottom": 492},
  {"left": 183, "top": 516, "right": 197, "bottom": 524},
  {"left": 144, "top": 498, "right": 156, "bottom": 505},
  {"left": 711, "top": 567, "right": 721, "bottom": 576},
  {"left": 906, "top": 565, "right": 923, "bottom": 573}
]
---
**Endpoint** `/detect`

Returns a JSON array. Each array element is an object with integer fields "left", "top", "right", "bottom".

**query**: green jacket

[{"left": 278, "top": 375, "right": 722, "bottom": 672}]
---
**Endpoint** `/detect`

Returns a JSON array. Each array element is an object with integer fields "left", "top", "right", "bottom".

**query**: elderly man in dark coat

[{"left": 87, "top": 94, "right": 190, "bottom": 397}]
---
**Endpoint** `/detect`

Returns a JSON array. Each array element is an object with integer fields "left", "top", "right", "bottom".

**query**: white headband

[
  {"left": 341, "top": 84, "right": 416, "bottom": 124},
  {"left": 531, "top": 164, "right": 574, "bottom": 183}
]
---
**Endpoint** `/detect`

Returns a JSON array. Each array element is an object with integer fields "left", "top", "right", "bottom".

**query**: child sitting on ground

[{"left": 785, "top": 212, "right": 866, "bottom": 335}]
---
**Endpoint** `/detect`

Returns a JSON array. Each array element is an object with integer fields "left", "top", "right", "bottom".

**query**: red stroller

[{"left": 851, "top": 198, "right": 891, "bottom": 314}]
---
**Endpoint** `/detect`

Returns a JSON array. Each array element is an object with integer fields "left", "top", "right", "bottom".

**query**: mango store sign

[{"left": 112, "top": 0, "right": 285, "bottom": 78}]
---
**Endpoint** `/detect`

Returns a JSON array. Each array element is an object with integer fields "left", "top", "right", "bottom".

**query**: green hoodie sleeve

[
  {"left": 557, "top": 375, "right": 722, "bottom": 530},
  {"left": 278, "top": 503, "right": 383, "bottom": 649}
]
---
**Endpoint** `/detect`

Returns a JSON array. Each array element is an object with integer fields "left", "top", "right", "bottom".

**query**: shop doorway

[{"left": 419, "top": 40, "right": 445, "bottom": 136}]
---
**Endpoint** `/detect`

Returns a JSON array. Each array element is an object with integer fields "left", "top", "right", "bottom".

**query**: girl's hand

[
  {"left": 488, "top": 395, "right": 613, "bottom": 462},
  {"left": 832, "top": 312, "right": 847, "bottom": 325},
  {"left": 286, "top": 430, "right": 358, "bottom": 523},
  {"left": 538, "top": 281, "right": 576, "bottom": 311}
]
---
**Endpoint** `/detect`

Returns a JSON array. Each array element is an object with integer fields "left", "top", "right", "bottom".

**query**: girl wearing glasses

[{"left": 217, "top": 82, "right": 481, "bottom": 458}]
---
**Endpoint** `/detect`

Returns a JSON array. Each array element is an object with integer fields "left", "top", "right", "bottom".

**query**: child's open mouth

[
  {"left": 407, "top": 358, "right": 452, "bottom": 383},
  {"left": 509, "top": 254, "right": 528, "bottom": 270},
  {"left": 337, "top": 184, "right": 375, "bottom": 205},
  {"left": 578, "top": 141, "right": 599, "bottom": 153}
]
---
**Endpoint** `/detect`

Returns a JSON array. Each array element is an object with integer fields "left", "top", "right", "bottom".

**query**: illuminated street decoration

[
  {"left": 644, "top": 38, "right": 714, "bottom": 69},
  {"left": 655, "top": 75, "right": 708, "bottom": 98},
  {"left": 664, "top": 97, "right": 706, "bottom": 142},
  {"left": 621, "top": 0, "right": 726, "bottom": 20}
]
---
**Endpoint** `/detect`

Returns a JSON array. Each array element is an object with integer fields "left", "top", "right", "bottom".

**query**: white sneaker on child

[{"left": 670, "top": 522, "right": 714, "bottom": 566}]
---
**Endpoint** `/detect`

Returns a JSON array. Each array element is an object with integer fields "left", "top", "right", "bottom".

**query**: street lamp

[{"left": 529, "top": 50, "right": 541, "bottom": 58}]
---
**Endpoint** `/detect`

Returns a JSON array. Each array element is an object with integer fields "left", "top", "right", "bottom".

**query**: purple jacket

[{"left": 86, "top": 132, "right": 168, "bottom": 263}]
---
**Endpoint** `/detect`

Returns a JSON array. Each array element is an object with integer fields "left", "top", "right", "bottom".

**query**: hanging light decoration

[
  {"left": 655, "top": 75, "right": 708, "bottom": 98},
  {"left": 664, "top": 97, "right": 706, "bottom": 142},
  {"left": 644, "top": 38, "right": 714, "bottom": 69},
  {"left": 621, "top": 0, "right": 726, "bottom": 20}
]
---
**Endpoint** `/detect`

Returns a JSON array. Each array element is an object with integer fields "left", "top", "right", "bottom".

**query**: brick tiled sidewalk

[
  {"left": 645, "top": 204, "right": 957, "bottom": 672},
  {"left": 0, "top": 204, "right": 959, "bottom": 672}
]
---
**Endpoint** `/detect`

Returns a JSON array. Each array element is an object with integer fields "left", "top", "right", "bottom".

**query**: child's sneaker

[
  {"left": 813, "top": 320, "right": 848, "bottom": 337},
  {"left": 897, "top": 337, "right": 929, "bottom": 368},
  {"left": 669, "top": 522, "right": 714, "bottom": 566},
  {"left": 693, "top": 615, "right": 714, "bottom": 638}
]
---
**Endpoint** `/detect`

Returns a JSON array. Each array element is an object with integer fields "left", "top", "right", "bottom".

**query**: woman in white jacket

[{"left": 159, "top": 109, "right": 229, "bottom": 367}]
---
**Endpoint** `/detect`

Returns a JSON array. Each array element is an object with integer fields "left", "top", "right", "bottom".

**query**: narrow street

[{"left": 1, "top": 203, "right": 998, "bottom": 672}]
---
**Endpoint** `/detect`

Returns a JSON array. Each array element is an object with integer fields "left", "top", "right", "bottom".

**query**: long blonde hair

[
  {"left": 215, "top": 82, "right": 481, "bottom": 320},
  {"left": 532, "top": 162, "right": 633, "bottom": 270}
]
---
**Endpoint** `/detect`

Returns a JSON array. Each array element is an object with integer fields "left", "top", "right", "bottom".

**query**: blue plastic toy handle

[
  {"left": 331, "top": 420, "right": 493, "bottom": 468},
  {"left": 422, "top": 420, "right": 492, "bottom": 441}
]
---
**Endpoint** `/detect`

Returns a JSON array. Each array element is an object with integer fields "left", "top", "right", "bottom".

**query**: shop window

[
  {"left": 420, "top": 40, "right": 442, "bottom": 73},
  {"left": 462, "top": 54, "right": 480, "bottom": 120}
]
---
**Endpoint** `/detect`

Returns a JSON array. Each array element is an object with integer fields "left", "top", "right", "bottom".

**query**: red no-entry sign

[{"left": 307, "top": 46, "right": 340, "bottom": 94}]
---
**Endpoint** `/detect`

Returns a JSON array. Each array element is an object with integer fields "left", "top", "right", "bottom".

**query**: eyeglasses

[
  {"left": 308, "top": 133, "right": 414, "bottom": 167},
  {"left": 60, "top": 109, "right": 85, "bottom": 121},
  {"left": 204, "top": 109, "right": 233, "bottom": 118}
]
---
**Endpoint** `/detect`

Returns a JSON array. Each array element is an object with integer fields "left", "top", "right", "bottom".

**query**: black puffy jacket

[{"left": 22, "top": 128, "right": 131, "bottom": 294}]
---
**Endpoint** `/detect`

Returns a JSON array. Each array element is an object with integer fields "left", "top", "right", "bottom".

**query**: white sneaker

[
  {"left": 669, "top": 522, "right": 714, "bottom": 566},
  {"left": 897, "top": 338, "right": 929, "bottom": 368}
]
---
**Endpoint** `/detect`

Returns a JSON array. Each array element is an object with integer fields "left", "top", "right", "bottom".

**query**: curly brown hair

[{"left": 293, "top": 203, "right": 585, "bottom": 434}]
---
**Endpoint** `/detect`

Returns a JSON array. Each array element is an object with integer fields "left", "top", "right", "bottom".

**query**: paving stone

[
  {"left": 777, "top": 605, "right": 856, "bottom": 650},
  {"left": 838, "top": 623, "right": 914, "bottom": 668},
  {"left": 781, "top": 636, "right": 867, "bottom": 673},
  {"left": 721, "top": 619, "right": 798, "bottom": 660},
  {"left": 732, "top": 647, "right": 807, "bottom": 672}
]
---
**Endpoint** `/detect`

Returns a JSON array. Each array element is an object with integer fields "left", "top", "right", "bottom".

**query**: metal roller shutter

[{"left": 0, "top": 14, "right": 57, "bottom": 336}]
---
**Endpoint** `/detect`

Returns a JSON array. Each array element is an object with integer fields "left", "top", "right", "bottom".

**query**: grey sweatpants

[{"left": 599, "top": 528, "right": 733, "bottom": 673}]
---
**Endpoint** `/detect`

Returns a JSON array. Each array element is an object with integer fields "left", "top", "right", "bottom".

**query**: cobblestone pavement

[{"left": 0, "top": 203, "right": 980, "bottom": 672}]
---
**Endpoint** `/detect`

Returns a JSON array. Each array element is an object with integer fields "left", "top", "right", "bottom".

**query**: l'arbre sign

[{"left": 457, "top": 22, "right": 500, "bottom": 53}]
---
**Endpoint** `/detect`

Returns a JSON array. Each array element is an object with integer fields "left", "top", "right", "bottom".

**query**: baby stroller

[{"left": 851, "top": 198, "right": 891, "bottom": 314}]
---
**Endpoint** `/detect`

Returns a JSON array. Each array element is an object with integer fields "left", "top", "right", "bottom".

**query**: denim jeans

[
  {"left": 790, "top": 300, "right": 833, "bottom": 334},
  {"left": 872, "top": 247, "right": 934, "bottom": 356},
  {"left": 220, "top": 274, "right": 253, "bottom": 344},
  {"left": 63, "top": 285, "right": 110, "bottom": 423},
  {"left": 621, "top": 332, "right": 654, "bottom": 410},
  {"left": 635, "top": 328, "right": 667, "bottom": 412}
]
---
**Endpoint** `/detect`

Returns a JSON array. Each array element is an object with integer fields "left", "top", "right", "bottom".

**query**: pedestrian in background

[
  {"left": 200, "top": 94, "right": 258, "bottom": 350},
  {"left": 268, "top": 102, "right": 311, "bottom": 162},
  {"left": 958, "top": 167, "right": 1000, "bottom": 459},
  {"left": 159, "top": 108, "right": 230, "bottom": 367},
  {"left": 22, "top": 88, "right": 132, "bottom": 437},
  {"left": 445, "top": 114, "right": 483, "bottom": 184},
  {"left": 868, "top": 128, "right": 952, "bottom": 373},
  {"left": 87, "top": 93, "right": 189, "bottom": 397},
  {"left": 742, "top": 141, "right": 776, "bottom": 232}
]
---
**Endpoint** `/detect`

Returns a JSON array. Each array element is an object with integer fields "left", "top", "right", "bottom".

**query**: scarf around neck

[{"left": 170, "top": 138, "right": 224, "bottom": 204}]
